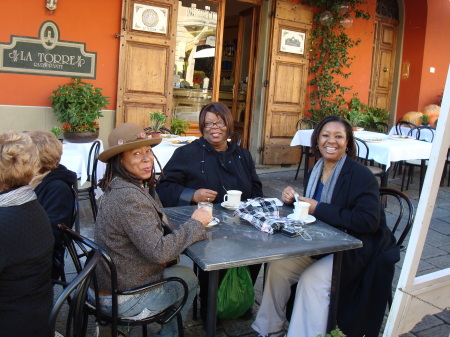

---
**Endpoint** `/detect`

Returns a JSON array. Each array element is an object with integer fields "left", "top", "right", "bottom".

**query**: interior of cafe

[{"left": 173, "top": 0, "right": 259, "bottom": 147}]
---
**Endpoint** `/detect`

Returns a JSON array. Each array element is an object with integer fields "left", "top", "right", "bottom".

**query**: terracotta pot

[
  {"left": 151, "top": 132, "right": 161, "bottom": 138},
  {"left": 64, "top": 129, "right": 99, "bottom": 143}
]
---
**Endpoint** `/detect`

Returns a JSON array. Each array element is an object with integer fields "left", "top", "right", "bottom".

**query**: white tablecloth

[
  {"left": 153, "top": 136, "right": 198, "bottom": 173},
  {"left": 61, "top": 140, "right": 106, "bottom": 197},
  {"left": 291, "top": 129, "right": 432, "bottom": 170}
]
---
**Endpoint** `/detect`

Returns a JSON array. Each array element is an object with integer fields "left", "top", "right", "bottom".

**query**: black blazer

[{"left": 312, "top": 157, "right": 399, "bottom": 337}]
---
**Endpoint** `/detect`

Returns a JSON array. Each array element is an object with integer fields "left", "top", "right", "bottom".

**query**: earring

[
  {"left": 346, "top": 147, "right": 348, "bottom": 152},
  {"left": 316, "top": 145, "right": 319, "bottom": 149}
]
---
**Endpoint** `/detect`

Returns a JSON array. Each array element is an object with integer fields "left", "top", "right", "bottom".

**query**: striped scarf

[{"left": 0, "top": 185, "right": 37, "bottom": 207}]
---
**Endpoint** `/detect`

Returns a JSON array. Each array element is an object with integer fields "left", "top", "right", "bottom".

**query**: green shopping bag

[{"left": 217, "top": 266, "right": 255, "bottom": 319}]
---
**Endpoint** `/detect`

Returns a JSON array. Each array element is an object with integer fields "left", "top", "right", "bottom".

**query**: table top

[
  {"left": 291, "top": 129, "right": 432, "bottom": 169},
  {"left": 162, "top": 204, "right": 362, "bottom": 271}
]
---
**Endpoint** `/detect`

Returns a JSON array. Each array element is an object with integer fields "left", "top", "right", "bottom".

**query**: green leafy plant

[
  {"left": 420, "top": 114, "right": 429, "bottom": 125},
  {"left": 304, "top": 0, "right": 371, "bottom": 121},
  {"left": 170, "top": 117, "right": 190, "bottom": 136},
  {"left": 148, "top": 111, "right": 167, "bottom": 133},
  {"left": 346, "top": 97, "right": 389, "bottom": 129},
  {"left": 49, "top": 78, "right": 109, "bottom": 132},
  {"left": 50, "top": 126, "right": 61, "bottom": 138},
  {"left": 316, "top": 328, "right": 346, "bottom": 337}
]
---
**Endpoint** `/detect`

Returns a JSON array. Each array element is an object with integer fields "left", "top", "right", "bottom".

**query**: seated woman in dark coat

[
  {"left": 156, "top": 102, "right": 263, "bottom": 320},
  {"left": 0, "top": 131, "right": 54, "bottom": 337},
  {"left": 29, "top": 130, "right": 77, "bottom": 280},
  {"left": 252, "top": 116, "right": 400, "bottom": 337}
]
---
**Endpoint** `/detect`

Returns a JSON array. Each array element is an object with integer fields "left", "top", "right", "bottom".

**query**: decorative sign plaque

[
  {"left": 132, "top": 3, "right": 168, "bottom": 34},
  {"left": 280, "top": 29, "right": 305, "bottom": 55},
  {"left": 0, "top": 21, "right": 96, "bottom": 78}
]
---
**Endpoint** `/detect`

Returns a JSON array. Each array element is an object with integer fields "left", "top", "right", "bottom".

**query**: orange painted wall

[
  {"left": 0, "top": 0, "right": 121, "bottom": 109},
  {"left": 396, "top": 0, "right": 427, "bottom": 116},
  {"left": 303, "top": 0, "right": 377, "bottom": 116},
  {"left": 418, "top": 0, "right": 450, "bottom": 109}
]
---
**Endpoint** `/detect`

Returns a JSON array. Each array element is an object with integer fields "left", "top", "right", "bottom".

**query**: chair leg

[
  {"left": 400, "top": 165, "right": 407, "bottom": 191},
  {"left": 294, "top": 147, "right": 304, "bottom": 180},
  {"left": 406, "top": 166, "right": 414, "bottom": 190},
  {"left": 139, "top": 324, "right": 147, "bottom": 337},
  {"left": 177, "top": 313, "right": 185, "bottom": 337}
]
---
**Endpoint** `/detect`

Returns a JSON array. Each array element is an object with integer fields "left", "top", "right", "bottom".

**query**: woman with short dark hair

[{"left": 253, "top": 116, "right": 399, "bottom": 337}]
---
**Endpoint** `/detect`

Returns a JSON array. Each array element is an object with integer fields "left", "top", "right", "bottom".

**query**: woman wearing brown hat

[{"left": 95, "top": 123, "right": 211, "bottom": 337}]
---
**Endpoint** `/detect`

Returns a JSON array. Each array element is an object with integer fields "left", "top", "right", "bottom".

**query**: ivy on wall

[{"left": 303, "top": 0, "right": 371, "bottom": 121}]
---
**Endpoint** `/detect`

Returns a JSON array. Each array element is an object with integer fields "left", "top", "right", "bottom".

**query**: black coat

[
  {"left": 34, "top": 164, "right": 77, "bottom": 245},
  {"left": 0, "top": 196, "right": 54, "bottom": 337},
  {"left": 312, "top": 157, "right": 400, "bottom": 337},
  {"left": 156, "top": 137, "right": 263, "bottom": 207}
]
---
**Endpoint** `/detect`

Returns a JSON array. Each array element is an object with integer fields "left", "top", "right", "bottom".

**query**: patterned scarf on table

[{"left": 0, "top": 185, "right": 37, "bottom": 207}]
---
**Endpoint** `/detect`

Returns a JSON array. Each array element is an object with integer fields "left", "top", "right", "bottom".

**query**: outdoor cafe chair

[
  {"left": 400, "top": 126, "right": 435, "bottom": 191},
  {"left": 392, "top": 120, "right": 418, "bottom": 178},
  {"left": 49, "top": 249, "right": 101, "bottom": 337},
  {"left": 59, "top": 224, "right": 188, "bottom": 337},
  {"left": 379, "top": 187, "right": 415, "bottom": 307},
  {"left": 367, "top": 121, "right": 389, "bottom": 134},
  {"left": 77, "top": 140, "right": 101, "bottom": 222},
  {"left": 355, "top": 137, "right": 386, "bottom": 181},
  {"left": 294, "top": 118, "right": 318, "bottom": 180}
]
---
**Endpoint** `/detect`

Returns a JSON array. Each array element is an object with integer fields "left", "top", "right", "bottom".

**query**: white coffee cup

[
  {"left": 223, "top": 190, "right": 242, "bottom": 207},
  {"left": 293, "top": 201, "right": 310, "bottom": 220}
]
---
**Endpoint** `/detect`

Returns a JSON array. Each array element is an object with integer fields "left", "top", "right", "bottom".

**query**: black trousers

[{"left": 198, "top": 263, "right": 262, "bottom": 317}]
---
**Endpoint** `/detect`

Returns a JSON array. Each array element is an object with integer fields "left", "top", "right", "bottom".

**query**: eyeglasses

[{"left": 204, "top": 121, "right": 226, "bottom": 129}]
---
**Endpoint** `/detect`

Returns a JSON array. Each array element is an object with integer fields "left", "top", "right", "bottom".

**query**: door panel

[
  {"left": 262, "top": 1, "right": 312, "bottom": 164},
  {"left": 116, "top": 0, "right": 177, "bottom": 127},
  {"left": 368, "top": 16, "right": 398, "bottom": 111}
]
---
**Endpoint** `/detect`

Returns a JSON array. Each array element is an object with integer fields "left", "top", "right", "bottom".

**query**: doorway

[{"left": 171, "top": 0, "right": 261, "bottom": 148}]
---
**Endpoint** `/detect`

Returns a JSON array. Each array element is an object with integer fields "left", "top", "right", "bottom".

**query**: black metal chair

[
  {"left": 391, "top": 120, "right": 418, "bottom": 179},
  {"left": 77, "top": 141, "right": 101, "bottom": 222},
  {"left": 294, "top": 119, "right": 318, "bottom": 180},
  {"left": 379, "top": 187, "right": 415, "bottom": 308},
  {"left": 49, "top": 249, "right": 101, "bottom": 337},
  {"left": 230, "top": 131, "right": 242, "bottom": 146},
  {"left": 59, "top": 224, "right": 188, "bottom": 337},
  {"left": 367, "top": 121, "right": 389, "bottom": 134},
  {"left": 400, "top": 126, "right": 435, "bottom": 192},
  {"left": 355, "top": 137, "right": 386, "bottom": 180},
  {"left": 144, "top": 126, "right": 174, "bottom": 134}
]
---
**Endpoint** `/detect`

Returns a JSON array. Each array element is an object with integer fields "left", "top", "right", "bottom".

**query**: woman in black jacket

[
  {"left": 252, "top": 116, "right": 399, "bottom": 337},
  {"left": 156, "top": 102, "right": 263, "bottom": 320}
]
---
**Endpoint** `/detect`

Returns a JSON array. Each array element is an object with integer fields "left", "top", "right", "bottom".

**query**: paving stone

[{"left": 430, "top": 218, "right": 450, "bottom": 235}]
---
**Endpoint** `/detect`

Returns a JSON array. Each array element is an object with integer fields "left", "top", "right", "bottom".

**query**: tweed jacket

[{"left": 95, "top": 177, "right": 207, "bottom": 293}]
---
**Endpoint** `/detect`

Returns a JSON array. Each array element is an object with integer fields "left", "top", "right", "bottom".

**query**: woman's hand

[
  {"left": 299, "top": 196, "right": 318, "bottom": 214},
  {"left": 193, "top": 189, "right": 218, "bottom": 203},
  {"left": 192, "top": 207, "right": 212, "bottom": 227},
  {"left": 282, "top": 186, "right": 298, "bottom": 204}
]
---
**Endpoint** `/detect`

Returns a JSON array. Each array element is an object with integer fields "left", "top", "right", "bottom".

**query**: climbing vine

[{"left": 303, "top": 0, "right": 371, "bottom": 121}]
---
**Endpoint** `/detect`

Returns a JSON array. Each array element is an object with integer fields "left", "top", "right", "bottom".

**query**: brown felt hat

[{"left": 98, "top": 123, "right": 161, "bottom": 162}]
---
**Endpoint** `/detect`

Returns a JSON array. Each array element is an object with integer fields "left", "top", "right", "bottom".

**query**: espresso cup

[
  {"left": 293, "top": 201, "right": 310, "bottom": 220},
  {"left": 198, "top": 202, "right": 213, "bottom": 217},
  {"left": 223, "top": 190, "right": 242, "bottom": 207}
]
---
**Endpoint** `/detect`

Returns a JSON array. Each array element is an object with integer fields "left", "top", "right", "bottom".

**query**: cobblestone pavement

[{"left": 54, "top": 165, "right": 450, "bottom": 337}]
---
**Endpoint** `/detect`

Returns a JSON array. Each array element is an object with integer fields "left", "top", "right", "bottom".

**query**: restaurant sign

[{"left": 0, "top": 21, "right": 96, "bottom": 78}]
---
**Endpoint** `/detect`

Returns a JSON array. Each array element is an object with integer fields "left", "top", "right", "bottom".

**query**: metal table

[{"left": 162, "top": 204, "right": 362, "bottom": 337}]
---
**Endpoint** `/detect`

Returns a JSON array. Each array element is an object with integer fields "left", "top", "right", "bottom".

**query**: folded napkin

[{"left": 234, "top": 198, "right": 288, "bottom": 234}]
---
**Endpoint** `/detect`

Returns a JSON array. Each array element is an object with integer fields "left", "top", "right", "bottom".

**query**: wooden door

[
  {"left": 368, "top": 16, "right": 398, "bottom": 110},
  {"left": 232, "top": 6, "right": 259, "bottom": 148},
  {"left": 116, "top": 0, "right": 178, "bottom": 128},
  {"left": 262, "top": 1, "right": 312, "bottom": 164}
]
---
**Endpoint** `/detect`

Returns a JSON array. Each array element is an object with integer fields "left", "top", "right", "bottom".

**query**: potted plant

[
  {"left": 420, "top": 113, "right": 429, "bottom": 126},
  {"left": 170, "top": 117, "right": 190, "bottom": 136},
  {"left": 49, "top": 78, "right": 110, "bottom": 142},
  {"left": 50, "top": 126, "right": 63, "bottom": 142},
  {"left": 148, "top": 111, "right": 167, "bottom": 137}
]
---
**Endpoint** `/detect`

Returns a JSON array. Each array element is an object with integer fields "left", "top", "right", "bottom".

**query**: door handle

[{"left": 383, "top": 67, "right": 389, "bottom": 72}]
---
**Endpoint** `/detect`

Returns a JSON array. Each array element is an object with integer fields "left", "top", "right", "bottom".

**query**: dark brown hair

[
  {"left": 198, "top": 102, "right": 233, "bottom": 138},
  {"left": 311, "top": 115, "right": 356, "bottom": 159}
]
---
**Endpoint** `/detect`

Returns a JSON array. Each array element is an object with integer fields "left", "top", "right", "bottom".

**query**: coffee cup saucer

[
  {"left": 221, "top": 202, "right": 240, "bottom": 211},
  {"left": 287, "top": 214, "right": 316, "bottom": 224}
]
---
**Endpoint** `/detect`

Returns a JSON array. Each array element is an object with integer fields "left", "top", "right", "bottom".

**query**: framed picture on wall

[
  {"left": 280, "top": 29, "right": 305, "bottom": 55},
  {"left": 132, "top": 3, "right": 168, "bottom": 34}
]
